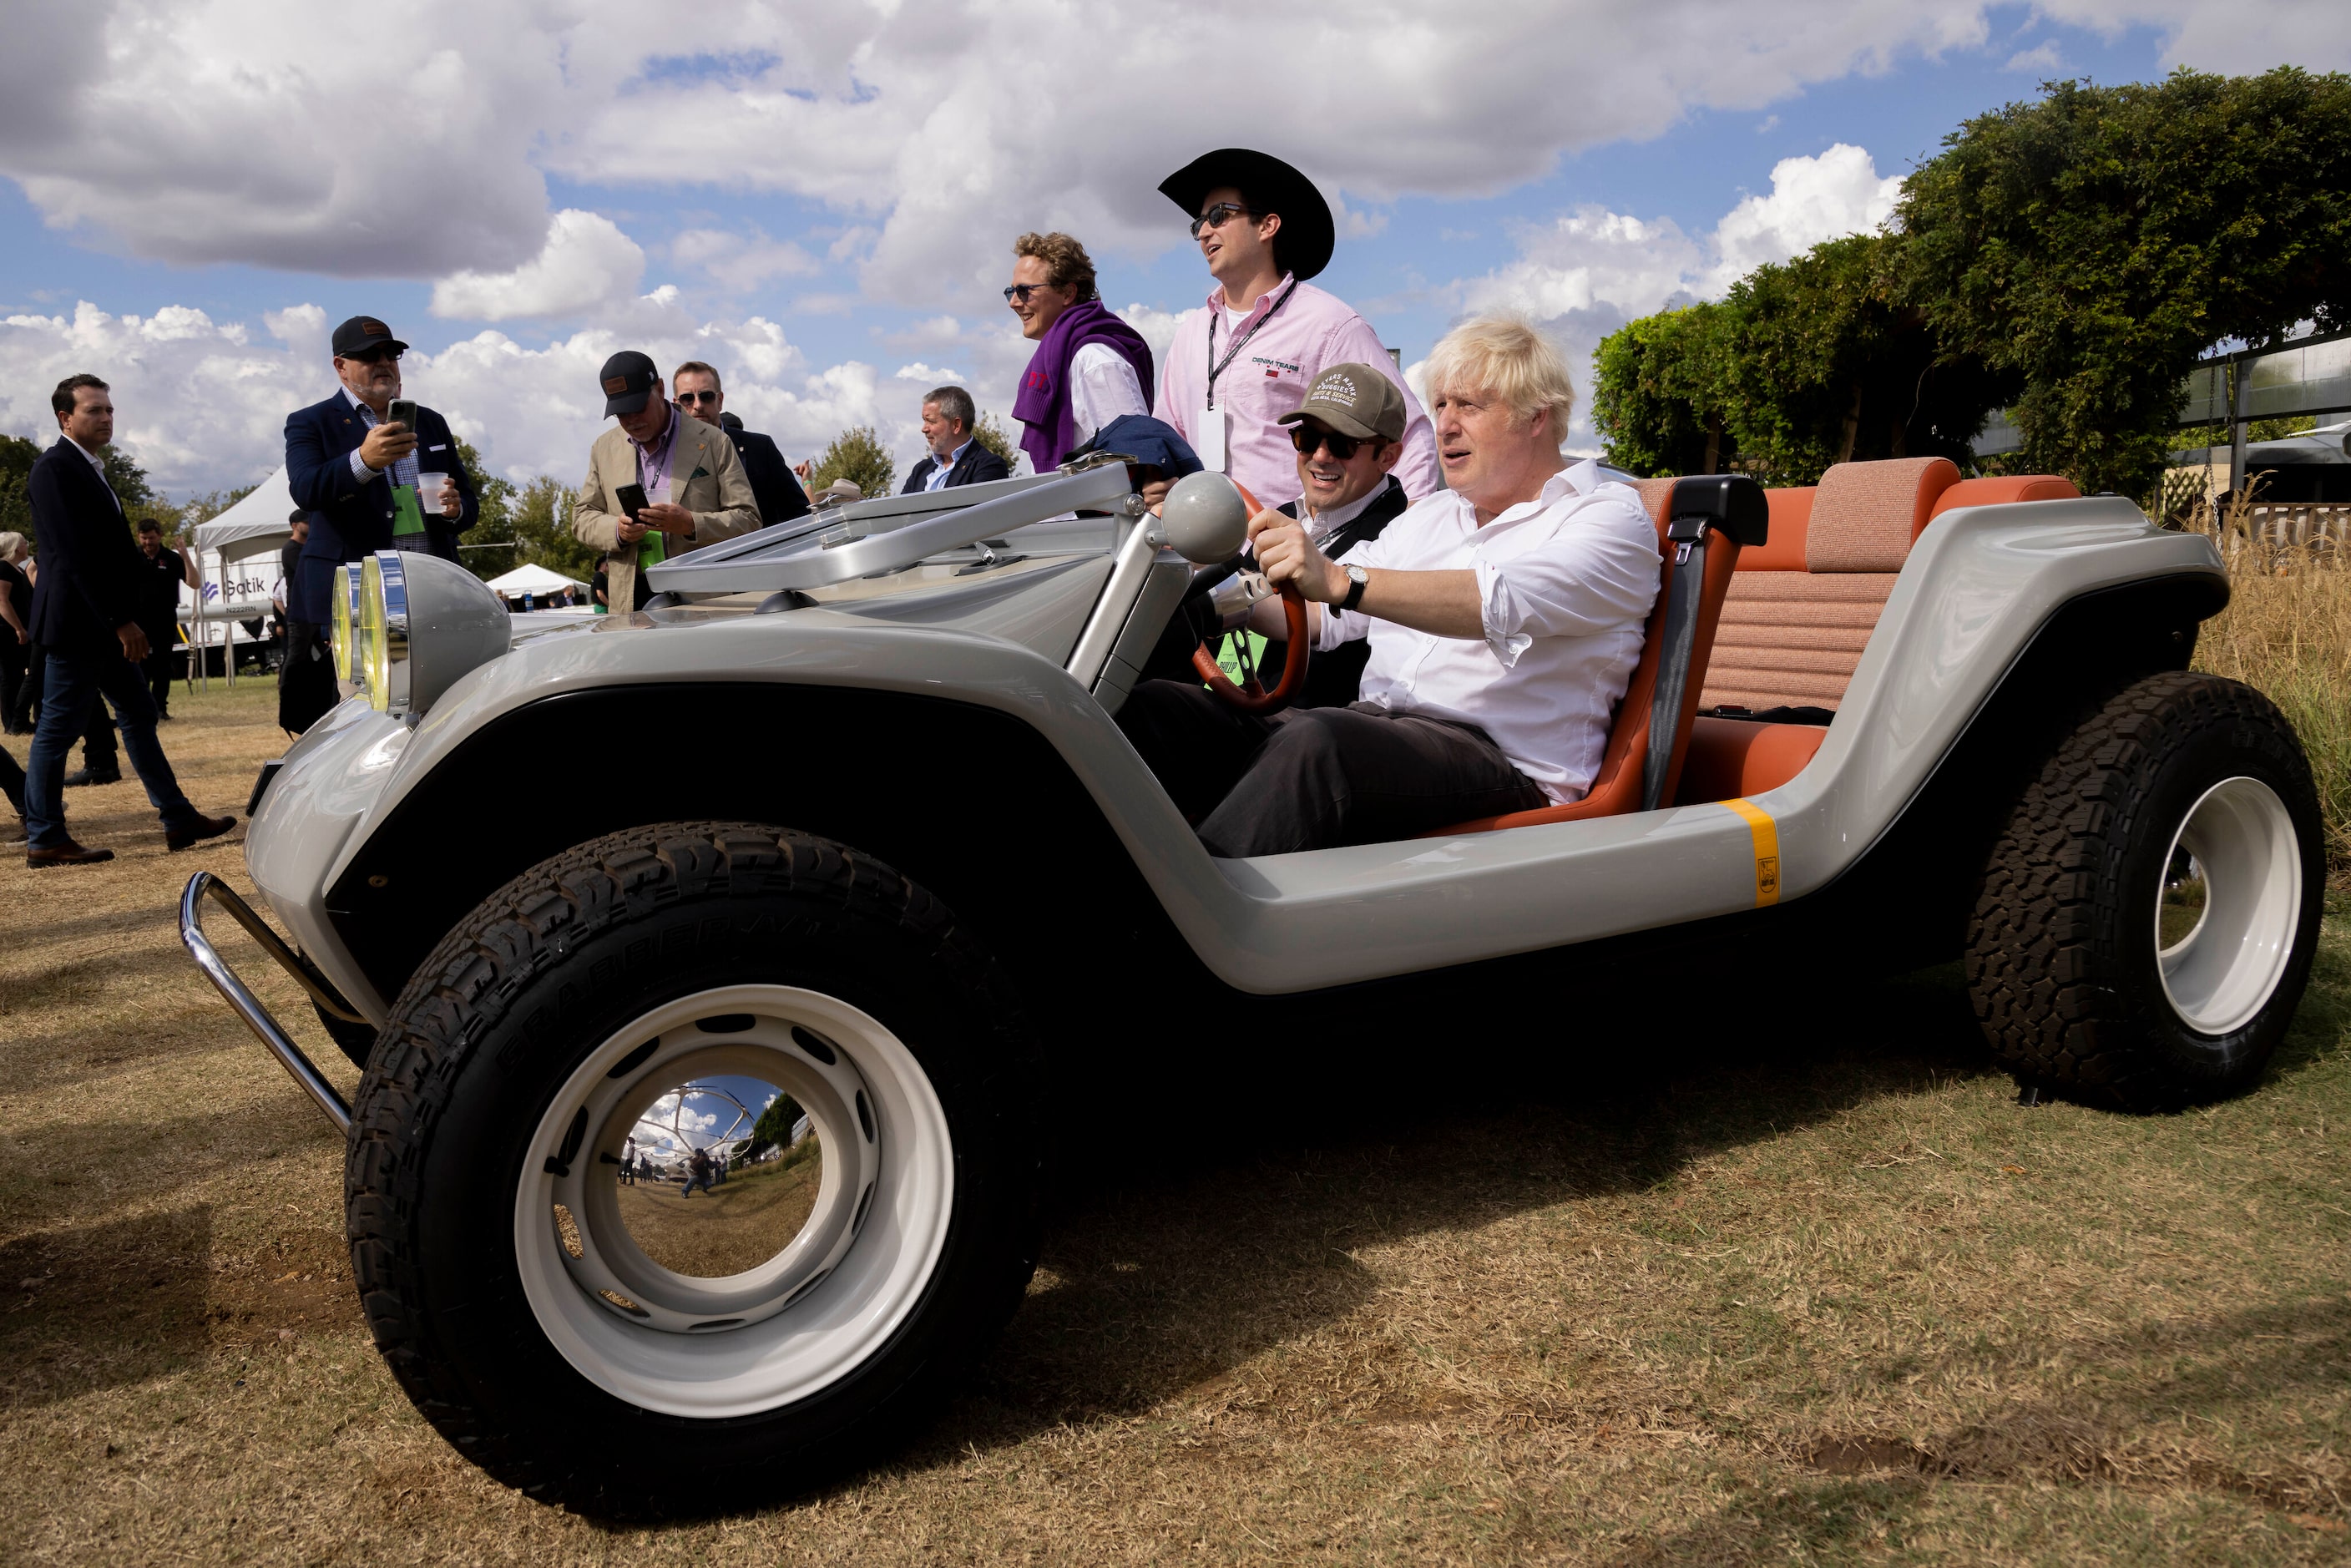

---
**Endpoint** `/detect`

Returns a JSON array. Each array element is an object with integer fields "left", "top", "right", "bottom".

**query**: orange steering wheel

[{"left": 1191, "top": 483, "right": 1311, "bottom": 713}]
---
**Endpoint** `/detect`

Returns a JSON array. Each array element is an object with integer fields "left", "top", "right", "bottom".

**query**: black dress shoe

[
  {"left": 28, "top": 837, "right": 114, "bottom": 867},
  {"left": 63, "top": 767, "right": 123, "bottom": 787},
  {"left": 165, "top": 812, "right": 238, "bottom": 852}
]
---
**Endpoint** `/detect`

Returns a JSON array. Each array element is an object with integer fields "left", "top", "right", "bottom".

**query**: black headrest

[{"left": 1667, "top": 474, "right": 1768, "bottom": 547}]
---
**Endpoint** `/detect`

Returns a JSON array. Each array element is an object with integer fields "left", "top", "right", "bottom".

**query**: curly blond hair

[
  {"left": 1423, "top": 316, "right": 1576, "bottom": 446},
  {"left": 1012, "top": 232, "right": 1100, "bottom": 302}
]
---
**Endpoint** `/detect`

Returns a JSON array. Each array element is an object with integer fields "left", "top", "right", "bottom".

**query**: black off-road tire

[
  {"left": 345, "top": 822, "right": 1042, "bottom": 1515},
  {"left": 1967, "top": 671, "right": 2323, "bottom": 1110}
]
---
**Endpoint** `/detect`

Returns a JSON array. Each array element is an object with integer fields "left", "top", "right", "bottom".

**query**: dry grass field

[
  {"left": 4, "top": 638, "right": 2351, "bottom": 1564},
  {"left": 618, "top": 1145, "right": 825, "bottom": 1278}
]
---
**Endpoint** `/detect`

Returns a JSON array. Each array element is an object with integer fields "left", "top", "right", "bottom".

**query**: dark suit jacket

[
  {"left": 726, "top": 427, "right": 811, "bottom": 527},
  {"left": 27, "top": 438, "right": 144, "bottom": 656},
  {"left": 285, "top": 391, "right": 477, "bottom": 621},
  {"left": 901, "top": 441, "right": 1010, "bottom": 494}
]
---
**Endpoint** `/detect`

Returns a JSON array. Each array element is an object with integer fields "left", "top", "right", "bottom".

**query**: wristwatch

[{"left": 1336, "top": 564, "right": 1368, "bottom": 614}]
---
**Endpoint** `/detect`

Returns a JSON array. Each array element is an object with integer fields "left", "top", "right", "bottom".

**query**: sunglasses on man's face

[
  {"left": 349, "top": 347, "right": 402, "bottom": 366},
  {"left": 676, "top": 389, "right": 720, "bottom": 406},
  {"left": 1290, "top": 425, "right": 1378, "bottom": 461},
  {"left": 1190, "top": 202, "right": 1255, "bottom": 239},
  {"left": 1004, "top": 282, "right": 1056, "bottom": 304}
]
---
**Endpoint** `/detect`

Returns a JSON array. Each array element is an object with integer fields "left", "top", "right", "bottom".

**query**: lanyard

[{"left": 1204, "top": 279, "right": 1299, "bottom": 410}]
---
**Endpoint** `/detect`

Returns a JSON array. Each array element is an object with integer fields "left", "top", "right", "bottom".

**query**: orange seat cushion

[
  {"left": 1927, "top": 474, "right": 2081, "bottom": 520},
  {"left": 1806, "top": 457, "right": 1961, "bottom": 571},
  {"left": 1700, "top": 572, "right": 1897, "bottom": 712},
  {"left": 1739, "top": 487, "right": 1814, "bottom": 570},
  {"left": 1675, "top": 716, "right": 1829, "bottom": 804}
]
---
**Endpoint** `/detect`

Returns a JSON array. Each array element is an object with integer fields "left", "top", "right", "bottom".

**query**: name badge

[{"left": 1195, "top": 407, "right": 1227, "bottom": 473}]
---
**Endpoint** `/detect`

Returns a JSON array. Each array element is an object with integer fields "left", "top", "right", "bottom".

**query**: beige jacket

[{"left": 574, "top": 412, "right": 760, "bottom": 610}]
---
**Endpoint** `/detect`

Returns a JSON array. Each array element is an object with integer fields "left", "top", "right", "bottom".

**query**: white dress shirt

[
  {"left": 1315, "top": 458, "right": 1660, "bottom": 802},
  {"left": 70, "top": 437, "right": 120, "bottom": 512},
  {"left": 1066, "top": 342, "right": 1149, "bottom": 448}
]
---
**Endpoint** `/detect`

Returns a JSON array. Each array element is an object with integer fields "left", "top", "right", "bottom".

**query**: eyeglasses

[
  {"left": 676, "top": 389, "right": 720, "bottom": 406},
  {"left": 348, "top": 347, "right": 402, "bottom": 366},
  {"left": 1003, "top": 282, "right": 1056, "bottom": 304},
  {"left": 1289, "top": 425, "right": 1379, "bottom": 461},
  {"left": 1190, "top": 202, "right": 1255, "bottom": 239}
]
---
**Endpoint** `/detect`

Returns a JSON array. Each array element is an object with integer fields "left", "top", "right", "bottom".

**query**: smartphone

[
  {"left": 387, "top": 398, "right": 419, "bottom": 432},
  {"left": 615, "top": 483, "right": 650, "bottom": 521}
]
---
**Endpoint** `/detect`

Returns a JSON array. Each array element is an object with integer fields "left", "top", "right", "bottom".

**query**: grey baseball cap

[{"left": 1277, "top": 362, "right": 1407, "bottom": 443}]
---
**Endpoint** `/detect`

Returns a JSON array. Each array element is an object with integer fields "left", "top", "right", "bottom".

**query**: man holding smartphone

[
  {"left": 574, "top": 352, "right": 759, "bottom": 612},
  {"left": 282, "top": 315, "right": 478, "bottom": 731}
]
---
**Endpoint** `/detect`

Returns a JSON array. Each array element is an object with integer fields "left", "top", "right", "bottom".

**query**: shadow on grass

[
  {"left": 0, "top": 1206, "right": 215, "bottom": 1412},
  {"left": 893, "top": 959, "right": 2001, "bottom": 1468}
]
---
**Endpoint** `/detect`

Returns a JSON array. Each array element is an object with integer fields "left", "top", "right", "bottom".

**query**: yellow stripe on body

[{"left": 1722, "top": 797, "right": 1782, "bottom": 907}]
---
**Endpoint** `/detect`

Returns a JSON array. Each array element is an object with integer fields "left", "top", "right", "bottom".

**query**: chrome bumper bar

[{"left": 179, "top": 872, "right": 365, "bottom": 1134}]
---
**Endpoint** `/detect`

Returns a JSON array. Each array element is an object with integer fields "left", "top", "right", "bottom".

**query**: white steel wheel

[
  {"left": 2154, "top": 776, "right": 2303, "bottom": 1038},
  {"left": 514, "top": 984, "right": 953, "bottom": 1419}
]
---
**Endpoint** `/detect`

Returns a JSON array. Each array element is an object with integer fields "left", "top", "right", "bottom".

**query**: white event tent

[
  {"left": 185, "top": 466, "right": 299, "bottom": 689},
  {"left": 485, "top": 563, "right": 585, "bottom": 596}
]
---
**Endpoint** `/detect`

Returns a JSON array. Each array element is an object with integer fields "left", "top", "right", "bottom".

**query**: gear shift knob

[{"left": 1159, "top": 471, "right": 1251, "bottom": 564}]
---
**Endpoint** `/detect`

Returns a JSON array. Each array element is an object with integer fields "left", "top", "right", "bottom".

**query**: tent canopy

[
  {"left": 190, "top": 467, "right": 300, "bottom": 564},
  {"left": 487, "top": 562, "right": 585, "bottom": 594}
]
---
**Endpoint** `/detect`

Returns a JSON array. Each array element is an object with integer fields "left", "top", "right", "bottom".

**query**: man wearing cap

[
  {"left": 1152, "top": 149, "right": 1438, "bottom": 510},
  {"left": 574, "top": 352, "right": 759, "bottom": 612},
  {"left": 284, "top": 316, "right": 478, "bottom": 727}
]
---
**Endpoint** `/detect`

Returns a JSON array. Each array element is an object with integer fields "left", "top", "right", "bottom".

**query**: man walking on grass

[{"left": 21, "top": 375, "right": 235, "bottom": 867}]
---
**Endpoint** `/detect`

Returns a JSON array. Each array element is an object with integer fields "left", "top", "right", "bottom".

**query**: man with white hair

[{"left": 1117, "top": 316, "right": 1660, "bottom": 857}]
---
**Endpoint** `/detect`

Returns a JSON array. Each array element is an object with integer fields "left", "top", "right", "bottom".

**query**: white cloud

[
  {"left": 1456, "top": 144, "right": 1903, "bottom": 447},
  {"left": 1704, "top": 143, "right": 1904, "bottom": 291},
  {"left": 429, "top": 210, "right": 646, "bottom": 322},
  {"left": 6, "top": 2, "right": 2340, "bottom": 313},
  {"left": 670, "top": 228, "right": 822, "bottom": 292},
  {"left": 2005, "top": 39, "right": 2065, "bottom": 71},
  {"left": 893, "top": 362, "right": 966, "bottom": 382}
]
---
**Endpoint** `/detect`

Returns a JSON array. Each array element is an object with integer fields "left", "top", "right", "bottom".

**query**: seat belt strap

[{"left": 1640, "top": 516, "right": 1711, "bottom": 813}]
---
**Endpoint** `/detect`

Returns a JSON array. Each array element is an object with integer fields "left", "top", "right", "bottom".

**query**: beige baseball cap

[{"left": 1277, "top": 362, "right": 1407, "bottom": 443}]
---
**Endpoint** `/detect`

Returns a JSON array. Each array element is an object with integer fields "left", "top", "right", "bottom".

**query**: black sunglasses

[
  {"left": 1289, "top": 425, "right": 1378, "bottom": 461},
  {"left": 676, "top": 389, "right": 720, "bottom": 405},
  {"left": 1004, "top": 282, "right": 1054, "bottom": 303},
  {"left": 1190, "top": 202, "right": 1256, "bottom": 239},
  {"left": 348, "top": 346, "right": 402, "bottom": 366}
]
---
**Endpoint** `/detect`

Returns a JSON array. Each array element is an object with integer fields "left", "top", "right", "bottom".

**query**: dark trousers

[
  {"left": 24, "top": 647, "right": 200, "bottom": 850},
  {"left": 0, "top": 640, "right": 27, "bottom": 733},
  {"left": 278, "top": 621, "right": 339, "bottom": 736},
  {"left": 3, "top": 641, "right": 34, "bottom": 733},
  {"left": 18, "top": 642, "right": 122, "bottom": 771},
  {"left": 1115, "top": 680, "right": 1547, "bottom": 857},
  {"left": 141, "top": 637, "right": 176, "bottom": 716},
  {"left": 1, "top": 738, "right": 23, "bottom": 817}
]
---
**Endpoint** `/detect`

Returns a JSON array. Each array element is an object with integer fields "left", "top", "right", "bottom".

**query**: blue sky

[{"left": 0, "top": 3, "right": 2333, "bottom": 498}]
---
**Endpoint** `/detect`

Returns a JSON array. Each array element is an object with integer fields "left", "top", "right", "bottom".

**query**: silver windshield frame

[{"left": 643, "top": 467, "right": 1140, "bottom": 596}]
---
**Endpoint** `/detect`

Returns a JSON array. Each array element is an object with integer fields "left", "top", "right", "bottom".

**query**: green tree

[
  {"left": 971, "top": 410, "right": 1017, "bottom": 469},
  {"left": 807, "top": 426, "right": 895, "bottom": 500},
  {"left": 747, "top": 1093, "right": 806, "bottom": 1158},
  {"left": 1898, "top": 67, "right": 2351, "bottom": 498},
  {"left": 452, "top": 438, "right": 523, "bottom": 580},
  {"left": 0, "top": 434, "right": 40, "bottom": 544},
  {"left": 1592, "top": 235, "right": 2002, "bottom": 486}
]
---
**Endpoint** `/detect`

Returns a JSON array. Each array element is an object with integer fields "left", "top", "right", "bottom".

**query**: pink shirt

[{"left": 1153, "top": 276, "right": 1441, "bottom": 509}]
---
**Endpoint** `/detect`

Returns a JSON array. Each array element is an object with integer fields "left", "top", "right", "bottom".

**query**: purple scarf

[{"left": 1012, "top": 299, "right": 1155, "bottom": 475}]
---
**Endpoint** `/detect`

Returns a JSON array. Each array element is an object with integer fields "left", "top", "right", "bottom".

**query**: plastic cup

[{"left": 416, "top": 472, "right": 451, "bottom": 514}]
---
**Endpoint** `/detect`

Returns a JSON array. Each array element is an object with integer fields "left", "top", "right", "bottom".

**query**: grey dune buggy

[{"left": 181, "top": 452, "right": 2322, "bottom": 1512}]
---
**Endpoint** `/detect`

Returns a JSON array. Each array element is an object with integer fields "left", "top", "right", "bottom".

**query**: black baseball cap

[
  {"left": 1158, "top": 149, "right": 1336, "bottom": 281},
  {"left": 599, "top": 350, "right": 659, "bottom": 416},
  {"left": 331, "top": 315, "right": 407, "bottom": 359}
]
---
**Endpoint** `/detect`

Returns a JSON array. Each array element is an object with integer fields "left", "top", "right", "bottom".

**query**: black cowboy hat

[{"left": 1157, "top": 148, "right": 1335, "bottom": 282}]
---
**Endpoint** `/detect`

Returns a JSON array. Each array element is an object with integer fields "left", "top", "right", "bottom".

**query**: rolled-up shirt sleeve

[
  {"left": 1471, "top": 493, "right": 1660, "bottom": 667},
  {"left": 1312, "top": 534, "right": 1385, "bottom": 651}
]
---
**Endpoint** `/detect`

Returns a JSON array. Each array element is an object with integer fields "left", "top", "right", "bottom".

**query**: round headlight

[
  {"left": 330, "top": 564, "right": 356, "bottom": 685},
  {"left": 359, "top": 549, "right": 508, "bottom": 718}
]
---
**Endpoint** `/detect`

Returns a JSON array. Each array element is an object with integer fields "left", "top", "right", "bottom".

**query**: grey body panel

[
  {"left": 645, "top": 467, "right": 1135, "bottom": 595},
  {"left": 245, "top": 495, "right": 2224, "bottom": 1017}
]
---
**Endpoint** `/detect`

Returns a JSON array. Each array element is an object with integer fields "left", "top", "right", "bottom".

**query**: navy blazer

[
  {"left": 27, "top": 438, "right": 145, "bottom": 656},
  {"left": 901, "top": 441, "right": 1010, "bottom": 494},
  {"left": 285, "top": 391, "right": 477, "bottom": 622},
  {"left": 726, "top": 426, "right": 812, "bottom": 526}
]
